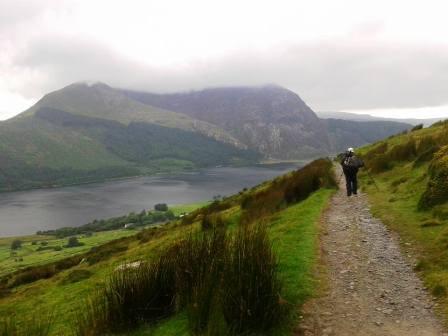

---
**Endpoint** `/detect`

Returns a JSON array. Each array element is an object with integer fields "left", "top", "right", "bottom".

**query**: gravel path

[{"left": 297, "top": 167, "right": 446, "bottom": 336}]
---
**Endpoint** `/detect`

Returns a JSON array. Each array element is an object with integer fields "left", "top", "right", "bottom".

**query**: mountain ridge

[
  {"left": 316, "top": 110, "right": 444, "bottom": 126},
  {"left": 120, "top": 85, "right": 412, "bottom": 158}
]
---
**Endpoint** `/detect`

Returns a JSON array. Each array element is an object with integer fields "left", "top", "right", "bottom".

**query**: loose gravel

[{"left": 296, "top": 167, "right": 446, "bottom": 336}]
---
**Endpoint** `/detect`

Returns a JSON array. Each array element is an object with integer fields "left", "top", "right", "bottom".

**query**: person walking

[{"left": 340, "top": 147, "right": 364, "bottom": 196}]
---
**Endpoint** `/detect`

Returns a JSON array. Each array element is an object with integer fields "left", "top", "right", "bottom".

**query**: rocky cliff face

[{"left": 122, "top": 85, "right": 331, "bottom": 159}]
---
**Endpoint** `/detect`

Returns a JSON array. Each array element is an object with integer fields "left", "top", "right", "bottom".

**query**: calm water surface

[{"left": 0, "top": 163, "right": 301, "bottom": 237}]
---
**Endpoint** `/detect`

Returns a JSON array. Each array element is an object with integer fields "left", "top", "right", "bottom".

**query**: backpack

[{"left": 343, "top": 155, "right": 363, "bottom": 169}]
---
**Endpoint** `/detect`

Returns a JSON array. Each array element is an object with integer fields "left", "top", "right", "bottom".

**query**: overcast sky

[{"left": 1, "top": 0, "right": 448, "bottom": 120}]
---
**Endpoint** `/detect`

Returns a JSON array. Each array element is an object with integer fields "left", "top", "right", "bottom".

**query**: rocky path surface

[{"left": 297, "top": 167, "right": 446, "bottom": 336}]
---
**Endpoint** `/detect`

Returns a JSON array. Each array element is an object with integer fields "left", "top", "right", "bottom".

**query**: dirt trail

[{"left": 297, "top": 166, "right": 446, "bottom": 336}]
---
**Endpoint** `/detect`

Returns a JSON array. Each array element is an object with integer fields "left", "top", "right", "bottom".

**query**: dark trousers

[{"left": 344, "top": 172, "right": 358, "bottom": 196}]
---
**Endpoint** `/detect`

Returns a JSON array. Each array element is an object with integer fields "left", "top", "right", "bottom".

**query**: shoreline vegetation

[
  {"left": 0, "top": 158, "right": 336, "bottom": 335},
  {"left": 0, "top": 203, "right": 206, "bottom": 277}
]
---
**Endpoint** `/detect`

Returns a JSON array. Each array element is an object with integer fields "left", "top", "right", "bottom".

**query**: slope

[
  {"left": 0, "top": 159, "right": 336, "bottom": 335},
  {"left": 299, "top": 166, "right": 445, "bottom": 336},
  {"left": 357, "top": 120, "right": 448, "bottom": 324}
]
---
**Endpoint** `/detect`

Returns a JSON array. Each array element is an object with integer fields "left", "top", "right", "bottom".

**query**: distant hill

[
  {"left": 122, "top": 85, "right": 330, "bottom": 159},
  {"left": 18, "top": 82, "right": 243, "bottom": 148},
  {"left": 0, "top": 83, "right": 258, "bottom": 191},
  {"left": 121, "top": 85, "right": 412, "bottom": 158},
  {"left": 316, "top": 111, "right": 444, "bottom": 127},
  {"left": 323, "top": 118, "right": 413, "bottom": 152}
]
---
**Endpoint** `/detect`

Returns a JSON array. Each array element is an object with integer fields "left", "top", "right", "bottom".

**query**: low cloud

[{"left": 12, "top": 35, "right": 448, "bottom": 113}]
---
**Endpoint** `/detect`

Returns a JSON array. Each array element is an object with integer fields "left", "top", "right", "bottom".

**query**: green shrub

[
  {"left": 419, "top": 145, "right": 448, "bottom": 209},
  {"left": 60, "top": 269, "right": 93, "bottom": 285},
  {"left": 432, "top": 206, "right": 448, "bottom": 220},
  {"left": 201, "top": 213, "right": 225, "bottom": 231},
  {"left": 65, "top": 237, "right": 84, "bottom": 248},
  {"left": 241, "top": 158, "right": 335, "bottom": 224},
  {"left": 411, "top": 124, "right": 424, "bottom": 132},
  {"left": 9, "top": 265, "right": 56, "bottom": 287},
  {"left": 390, "top": 176, "right": 408, "bottom": 187},
  {"left": 388, "top": 138, "right": 417, "bottom": 162},
  {"left": 10, "top": 240, "right": 22, "bottom": 250},
  {"left": 420, "top": 219, "right": 443, "bottom": 228},
  {"left": 6, "top": 254, "right": 84, "bottom": 288},
  {"left": 432, "top": 285, "right": 446, "bottom": 297},
  {"left": 86, "top": 239, "right": 129, "bottom": 265},
  {"left": 154, "top": 203, "right": 168, "bottom": 211},
  {"left": 136, "top": 227, "right": 160, "bottom": 243}
]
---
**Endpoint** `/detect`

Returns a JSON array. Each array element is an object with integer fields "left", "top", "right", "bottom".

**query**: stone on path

[{"left": 296, "top": 167, "right": 446, "bottom": 336}]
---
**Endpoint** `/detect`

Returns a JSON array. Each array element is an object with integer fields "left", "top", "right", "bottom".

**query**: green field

[{"left": 0, "top": 203, "right": 206, "bottom": 277}]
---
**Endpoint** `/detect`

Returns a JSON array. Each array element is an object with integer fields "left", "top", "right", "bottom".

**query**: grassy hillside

[
  {"left": 0, "top": 83, "right": 259, "bottom": 191},
  {"left": 0, "top": 204, "right": 206, "bottom": 277},
  {"left": 18, "top": 83, "right": 242, "bottom": 147},
  {"left": 357, "top": 120, "right": 448, "bottom": 321},
  {"left": 0, "top": 111, "right": 258, "bottom": 191},
  {"left": 0, "top": 159, "right": 336, "bottom": 335}
]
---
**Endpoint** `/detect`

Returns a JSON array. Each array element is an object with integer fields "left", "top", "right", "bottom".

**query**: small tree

[
  {"left": 154, "top": 203, "right": 168, "bottom": 212},
  {"left": 65, "top": 237, "right": 84, "bottom": 248},
  {"left": 11, "top": 239, "right": 22, "bottom": 250}
]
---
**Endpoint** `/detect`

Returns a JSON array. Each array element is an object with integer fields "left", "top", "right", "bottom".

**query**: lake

[{"left": 0, "top": 163, "right": 301, "bottom": 237}]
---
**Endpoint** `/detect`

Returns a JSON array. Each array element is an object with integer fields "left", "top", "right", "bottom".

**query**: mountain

[
  {"left": 323, "top": 118, "right": 413, "bottom": 152},
  {"left": 316, "top": 111, "right": 444, "bottom": 127},
  {"left": 0, "top": 83, "right": 259, "bottom": 191},
  {"left": 18, "top": 82, "right": 243, "bottom": 147},
  {"left": 121, "top": 85, "right": 331, "bottom": 159},
  {"left": 0, "top": 82, "right": 413, "bottom": 191},
  {"left": 121, "top": 85, "right": 411, "bottom": 158}
]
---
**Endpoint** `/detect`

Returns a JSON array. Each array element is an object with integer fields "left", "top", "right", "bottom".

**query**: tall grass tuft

[
  {"left": 0, "top": 313, "right": 53, "bottom": 336},
  {"left": 75, "top": 255, "right": 177, "bottom": 335},
  {"left": 221, "top": 224, "right": 286, "bottom": 334},
  {"left": 0, "top": 317, "right": 16, "bottom": 336},
  {"left": 419, "top": 145, "right": 448, "bottom": 210},
  {"left": 175, "top": 228, "right": 228, "bottom": 333}
]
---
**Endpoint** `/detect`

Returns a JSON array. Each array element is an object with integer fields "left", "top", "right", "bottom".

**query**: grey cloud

[
  {"left": 0, "top": 1, "right": 72, "bottom": 30},
  {"left": 13, "top": 35, "right": 448, "bottom": 111}
]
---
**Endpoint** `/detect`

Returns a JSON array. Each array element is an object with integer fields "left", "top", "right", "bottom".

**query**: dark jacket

[{"left": 340, "top": 152, "right": 364, "bottom": 175}]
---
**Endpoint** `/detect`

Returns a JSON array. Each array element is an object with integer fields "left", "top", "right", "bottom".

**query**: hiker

[{"left": 340, "top": 147, "right": 364, "bottom": 196}]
